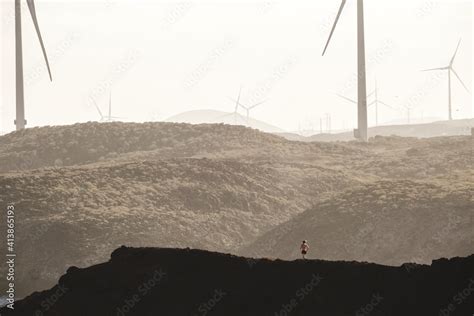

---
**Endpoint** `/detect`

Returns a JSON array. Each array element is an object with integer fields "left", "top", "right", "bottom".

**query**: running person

[{"left": 300, "top": 240, "right": 309, "bottom": 259}]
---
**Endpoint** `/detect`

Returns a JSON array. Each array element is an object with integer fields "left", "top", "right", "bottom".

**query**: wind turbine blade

[
  {"left": 451, "top": 68, "right": 470, "bottom": 93},
  {"left": 235, "top": 86, "right": 242, "bottom": 112},
  {"left": 367, "top": 90, "right": 375, "bottom": 99},
  {"left": 336, "top": 93, "right": 357, "bottom": 104},
  {"left": 379, "top": 101, "right": 397, "bottom": 110},
  {"left": 109, "top": 91, "right": 112, "bottom": 117},
  {"left": 450, "top": 38, "right": 462, "bottom": 66},
  {"left": 322, "top": 0, "right": 347, "bottom": 56},
  {"left": 421, "top": 67, "right": 448, "bottom": 72},
  {"left": 27, "top": 0, "right": 52, "bottom": 81},
  {"left": 228, "top": 97, "right": 248, "bottom": 110},
  {"left": 91, "top": 98, "right": 104, "bottom": 119},
  {"left": 249, "top": 100, "right": 266, "bottom": 110},
  {"left": 368, "top": 100, "right": 376, "bottom": 107}
]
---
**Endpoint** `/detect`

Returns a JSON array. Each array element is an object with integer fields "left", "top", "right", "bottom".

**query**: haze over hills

[
  {"left": 165, "top": 110, "right": 285, "bottom": 133},
  {"left": 0, "top": 157, "right": 354, "bottom": 297},
  {"left": 0, "top": 122, "right": 472, "bottom": 298},
  {"left": 241, "top": 178, "right": 474, "bottom": 265},
  {"left": 278, "top": 118, "right": 473, "bottom": 142},
  {"left": 3, "top": 247, "right": 473, "bottom": 316}
]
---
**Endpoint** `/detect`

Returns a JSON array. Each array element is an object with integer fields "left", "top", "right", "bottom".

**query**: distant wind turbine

[
  {"left": 92, "top": 91, "right": 124, "bottom": 122},
  {"left": 368, "top": 79, "right": 396, "bottom": 126},
  {"left": 402, "top": 105, "right": 414, "bottom": 124},
  {"left": 337, "top": 79, "right": 395, "bottom": 126},
  {"left": 225, "top": 87, "right": 266, "bottom": 126},
  {"left": 15, "top": 0, "right": 53, "bottom": 131},
  {"left": 422, "top": 39, "right": 470, "bottom": 120},
  {"left": 234, "top": 99, "right": 266, "bottom": 126},
  {"left": 323, "top": 0, "right": 369, "bottom": 142},
  {"left": 92, "top": 99, "right": 105, "bottom": 122},
  {"left": 226, "top": 87, "right": 245, "bottom": 124}
]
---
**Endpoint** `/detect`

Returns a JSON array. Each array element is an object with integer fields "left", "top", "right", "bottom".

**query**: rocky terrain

[
  {"left": 2, "top": 247, "right": 473, "bottom": 316},
  {"left": 0, "top": 122, "right": 472, "bottom": 298}
]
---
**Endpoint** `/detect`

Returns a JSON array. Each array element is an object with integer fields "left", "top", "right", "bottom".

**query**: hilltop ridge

[{"left": 2, "top": 246, "right": 473, "bottom": 316}]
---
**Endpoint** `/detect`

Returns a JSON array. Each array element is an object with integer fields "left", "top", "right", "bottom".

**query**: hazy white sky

[{"left": 0, "top": 0, "right": 472, "bottom": 133}]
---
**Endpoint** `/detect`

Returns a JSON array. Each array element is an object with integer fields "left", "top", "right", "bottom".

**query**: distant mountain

[
  {"left": 4, "top": 247, "right": 473, "bottom": 316},
  {"left": 277, "top": 119, "right": 473, "bottom": 142},
  {"left": 165, "top": 109, "right": 285, "bottom": 133}
]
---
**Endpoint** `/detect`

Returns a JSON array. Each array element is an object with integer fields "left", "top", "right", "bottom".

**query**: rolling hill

[
  {"left": 241, "top": 178, "right": 474, "bottom": 265},
  {"left": 165, "top": 109, "right": 285, "bottom": 133},
  {"left": 0, "top": 122, "right": 472, "bottom": 298},
  {"left": 0, "top": 157, "right": 355, "bottom": 297}
]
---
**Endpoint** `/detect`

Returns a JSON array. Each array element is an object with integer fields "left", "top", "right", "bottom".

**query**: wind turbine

[
  {"left": 15, "top": 0, "right": 53, "bottom": 131},
  {"left": 323, "top": 0, "right": 368, "bottom": 141},
  {"left": 226, "top": 87, "right": 266, "bottom": 126},
  {"left": 92, "top": 91, "right": 124, "bottom": 122},
  {"left": 226, "top": 87, "right": 244, "bottom": 124},
  {"left": 218, "top": 87, "right": 246, "bottom": 124},
  {"left": 233, "top": 99, "right": 266, "bottom": 126},
  {"left": 422, "top": 39, "right": 470, "bottom": 120},
  {"left": 337, "top": 79, "right": 395, "bottom": 126},
  {"left": 92, "top": 98, "right": 105, "bottom": 122},
  {"left": 368, "top": 79, "right": 396, "bottom": 126},
  {"left": 402, "top": 105, "right": 413, "bottom": 124}
]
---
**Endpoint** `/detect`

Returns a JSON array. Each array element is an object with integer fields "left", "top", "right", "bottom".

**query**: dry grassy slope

[
  {"left": 240, "top": 177, "right": 474, "bottom": 265},
  {"left": 1, "top": 122, "right": 471, "bottom": 182},
  {"left": 0, "top": 123, "right": 472, "bottom": 297},
  {"left": 0, "top": 122, "right": 361, "bottom": 173},
  {"left": 343, "top": 135, "right": 473, "bottom": 179},
  {"left": 0, "top": 158, "right": 354, "bottom": 297}
]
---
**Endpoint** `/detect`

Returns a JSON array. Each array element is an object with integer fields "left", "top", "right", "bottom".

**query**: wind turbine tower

[
  {"left": 92, "top": 91, "right": 123, "bottom": 122},
  {"left": 323, "top": 0, "right": 368, "bottom": 142},
  {"left": 422, "top": 39, "right": 470, "bottom": 120},
  {"left": 15, "top": 0, "right": 53, "bottom": 130},
  {"left": 337, "top": 79, "right": 395, "bottom": 126}
]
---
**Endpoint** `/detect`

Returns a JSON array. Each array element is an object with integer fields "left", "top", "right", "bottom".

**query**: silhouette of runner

[{"left": 300, "top": 240, "right": 309, "bottom": 259}]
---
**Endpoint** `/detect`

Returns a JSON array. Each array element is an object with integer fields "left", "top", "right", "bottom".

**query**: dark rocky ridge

[{"left": 3, "top": 246, "right": 473, "bottom": 316}]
